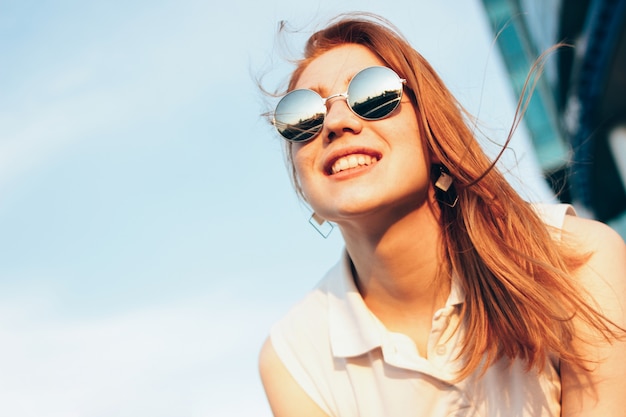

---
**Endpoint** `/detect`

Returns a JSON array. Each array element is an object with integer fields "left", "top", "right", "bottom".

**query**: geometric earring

[
  {"left": 309, "top": 212, "right": 334, "bottom": 238},
  {"left": 434, "top": 165, "right": 459, "bottom": 208}
]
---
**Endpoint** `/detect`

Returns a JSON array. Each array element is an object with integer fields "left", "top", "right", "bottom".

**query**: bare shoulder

[
  {"left": 259, "top": 338, "right": 330, "bottom": 417},
  {"left": 562, "top": 214, "right": 625, "bottom": 251},
  {"left": 560, "top": 215, "right": 626, "bottom": 416},
  {"left": 562, "top": 215, "right": 626, "bottom": 286},
  {"left": 561, "top": 215, "right": 626, "bottom": 318}
]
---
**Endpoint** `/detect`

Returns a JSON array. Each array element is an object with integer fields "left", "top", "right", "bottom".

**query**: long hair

[{"left": 275, "top": 13, "right": 621, "bottom": 379}]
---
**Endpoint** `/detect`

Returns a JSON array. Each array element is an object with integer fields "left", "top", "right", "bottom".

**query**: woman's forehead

[{"left": 294, "top": 44, "right": 385, "bottom": 93}]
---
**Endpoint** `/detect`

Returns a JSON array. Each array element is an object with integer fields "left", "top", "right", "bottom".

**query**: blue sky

[{"left": 0, "top": 0, "right": 556, "bottom": 415}]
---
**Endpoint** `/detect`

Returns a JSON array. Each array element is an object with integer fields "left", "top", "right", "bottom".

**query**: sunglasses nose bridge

[
  {"left": 322, "top": 91, "right": 348, "bottom": 108},
  {"left": 320, "top": 91, "right": 364, "bottom": 142}
]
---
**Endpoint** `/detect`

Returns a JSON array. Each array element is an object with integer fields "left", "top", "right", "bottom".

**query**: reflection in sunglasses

[
  {"left": 273, "top": 66, "right": 405, "bottom": 142},
  {"left": 351, "top": 90, "right": 402, "bottom": 119},
  {"left": 276, "top": 113, "right": 325, "bottom": 142}
]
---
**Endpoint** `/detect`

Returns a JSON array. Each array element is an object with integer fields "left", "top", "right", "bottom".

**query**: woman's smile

[{"left": 329, "top": 153, "right": 379, "bottom": 175}]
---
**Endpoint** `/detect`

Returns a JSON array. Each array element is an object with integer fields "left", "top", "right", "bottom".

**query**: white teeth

[{"left": 331, "top": 154, "right": 378, "bottom": 174}]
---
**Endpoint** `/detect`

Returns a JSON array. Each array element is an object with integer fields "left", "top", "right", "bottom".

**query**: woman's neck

[
  {"left": 343, "top": 202, "right": 444, "bottom": 289},
  {"left": 339, "top": 201, "right": 451, "bottom": 348}
]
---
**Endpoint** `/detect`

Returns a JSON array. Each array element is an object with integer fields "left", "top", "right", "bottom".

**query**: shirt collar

[{"left": 326, "top": 251, "right": 465, "bottom": 358}]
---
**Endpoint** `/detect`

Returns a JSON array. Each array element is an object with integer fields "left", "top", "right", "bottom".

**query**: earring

[
  {"left": 309, "top": 212, "right": 334, "bottom": 238},
  {"left": 434, "top": 166, "right": 459, "bottom": 208}
]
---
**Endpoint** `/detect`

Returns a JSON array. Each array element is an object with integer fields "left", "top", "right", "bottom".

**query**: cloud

[{"left": 0, "top": 291, "right": 273, "bottom": 417}]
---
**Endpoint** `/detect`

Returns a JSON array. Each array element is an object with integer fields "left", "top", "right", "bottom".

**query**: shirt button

[{"left": 435, "top": 345, "right": 447, "bottom": 355}]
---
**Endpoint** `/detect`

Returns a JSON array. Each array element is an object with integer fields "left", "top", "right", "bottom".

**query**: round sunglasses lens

[
  {"left": 274, "top": 89, "right": 325, "bottom": 142},
  {"left": 348, "top": 67, "right": 403, "bottom": 120}
]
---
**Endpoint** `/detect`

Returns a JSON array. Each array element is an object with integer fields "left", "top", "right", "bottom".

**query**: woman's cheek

[
  {"left": 290, "top": 150, "right": 314, "bottom": 200},
  {"left": 293, "top": 147, "right": 315, "bottom": 179}
]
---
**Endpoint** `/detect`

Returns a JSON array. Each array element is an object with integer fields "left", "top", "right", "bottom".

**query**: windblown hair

[{"left": 276, "top": 13, "right": 621, "bottom": 379}]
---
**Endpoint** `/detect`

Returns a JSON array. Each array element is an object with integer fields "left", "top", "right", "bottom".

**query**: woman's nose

[{"left": 322, "top": 97, "right": 363, "bottom": 142}]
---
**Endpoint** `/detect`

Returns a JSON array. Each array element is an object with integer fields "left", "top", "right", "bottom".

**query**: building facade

[{"left": 480, "top": 0, "right": 626, "bottom": 236}]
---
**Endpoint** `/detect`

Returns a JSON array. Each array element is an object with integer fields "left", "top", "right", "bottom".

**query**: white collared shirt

[{"left": 270, "top": 204, "right": 572, "bottom": 417}]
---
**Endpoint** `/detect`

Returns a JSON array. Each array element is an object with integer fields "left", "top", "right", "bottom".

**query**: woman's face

[{"left": 291, "top": 44, "right": 432, "bottom": 225}]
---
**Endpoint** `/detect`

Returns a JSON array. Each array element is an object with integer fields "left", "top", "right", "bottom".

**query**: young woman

[{"left": 259, "top": 13, "right": 626, "bottom": 417}]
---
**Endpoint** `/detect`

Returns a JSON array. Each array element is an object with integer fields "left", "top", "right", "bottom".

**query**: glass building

[{"left": 480, "top": 0, "right": 626, "bottom": 237}]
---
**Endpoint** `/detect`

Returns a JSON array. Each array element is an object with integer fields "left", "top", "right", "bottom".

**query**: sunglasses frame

[{"left": 272, "top": 66, "right": 406, "bottom": 142}]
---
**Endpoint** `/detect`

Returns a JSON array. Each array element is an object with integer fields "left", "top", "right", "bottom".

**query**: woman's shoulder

[
  {"left": 258, "top": 274, "right": 337, "bottom": 416},
  {"left": 259, "top": 336, "right": 332, "bottom": 417},
  {"left": 562, "top": 214, "right": 625, "bottom": 258},
  {"left": 562, "top": 214, "right": 626, "bottom": 303},
  {"left": 259, "top": 258, "right": 348, "bottom": 417},
  {"left": 559, "top": 216, "right": 626, "bottom": 415}
]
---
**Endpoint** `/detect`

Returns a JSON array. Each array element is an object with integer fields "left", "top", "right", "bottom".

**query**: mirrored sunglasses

[{"left": 272, "top": 66, "right": 406, "bottom": 142}]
